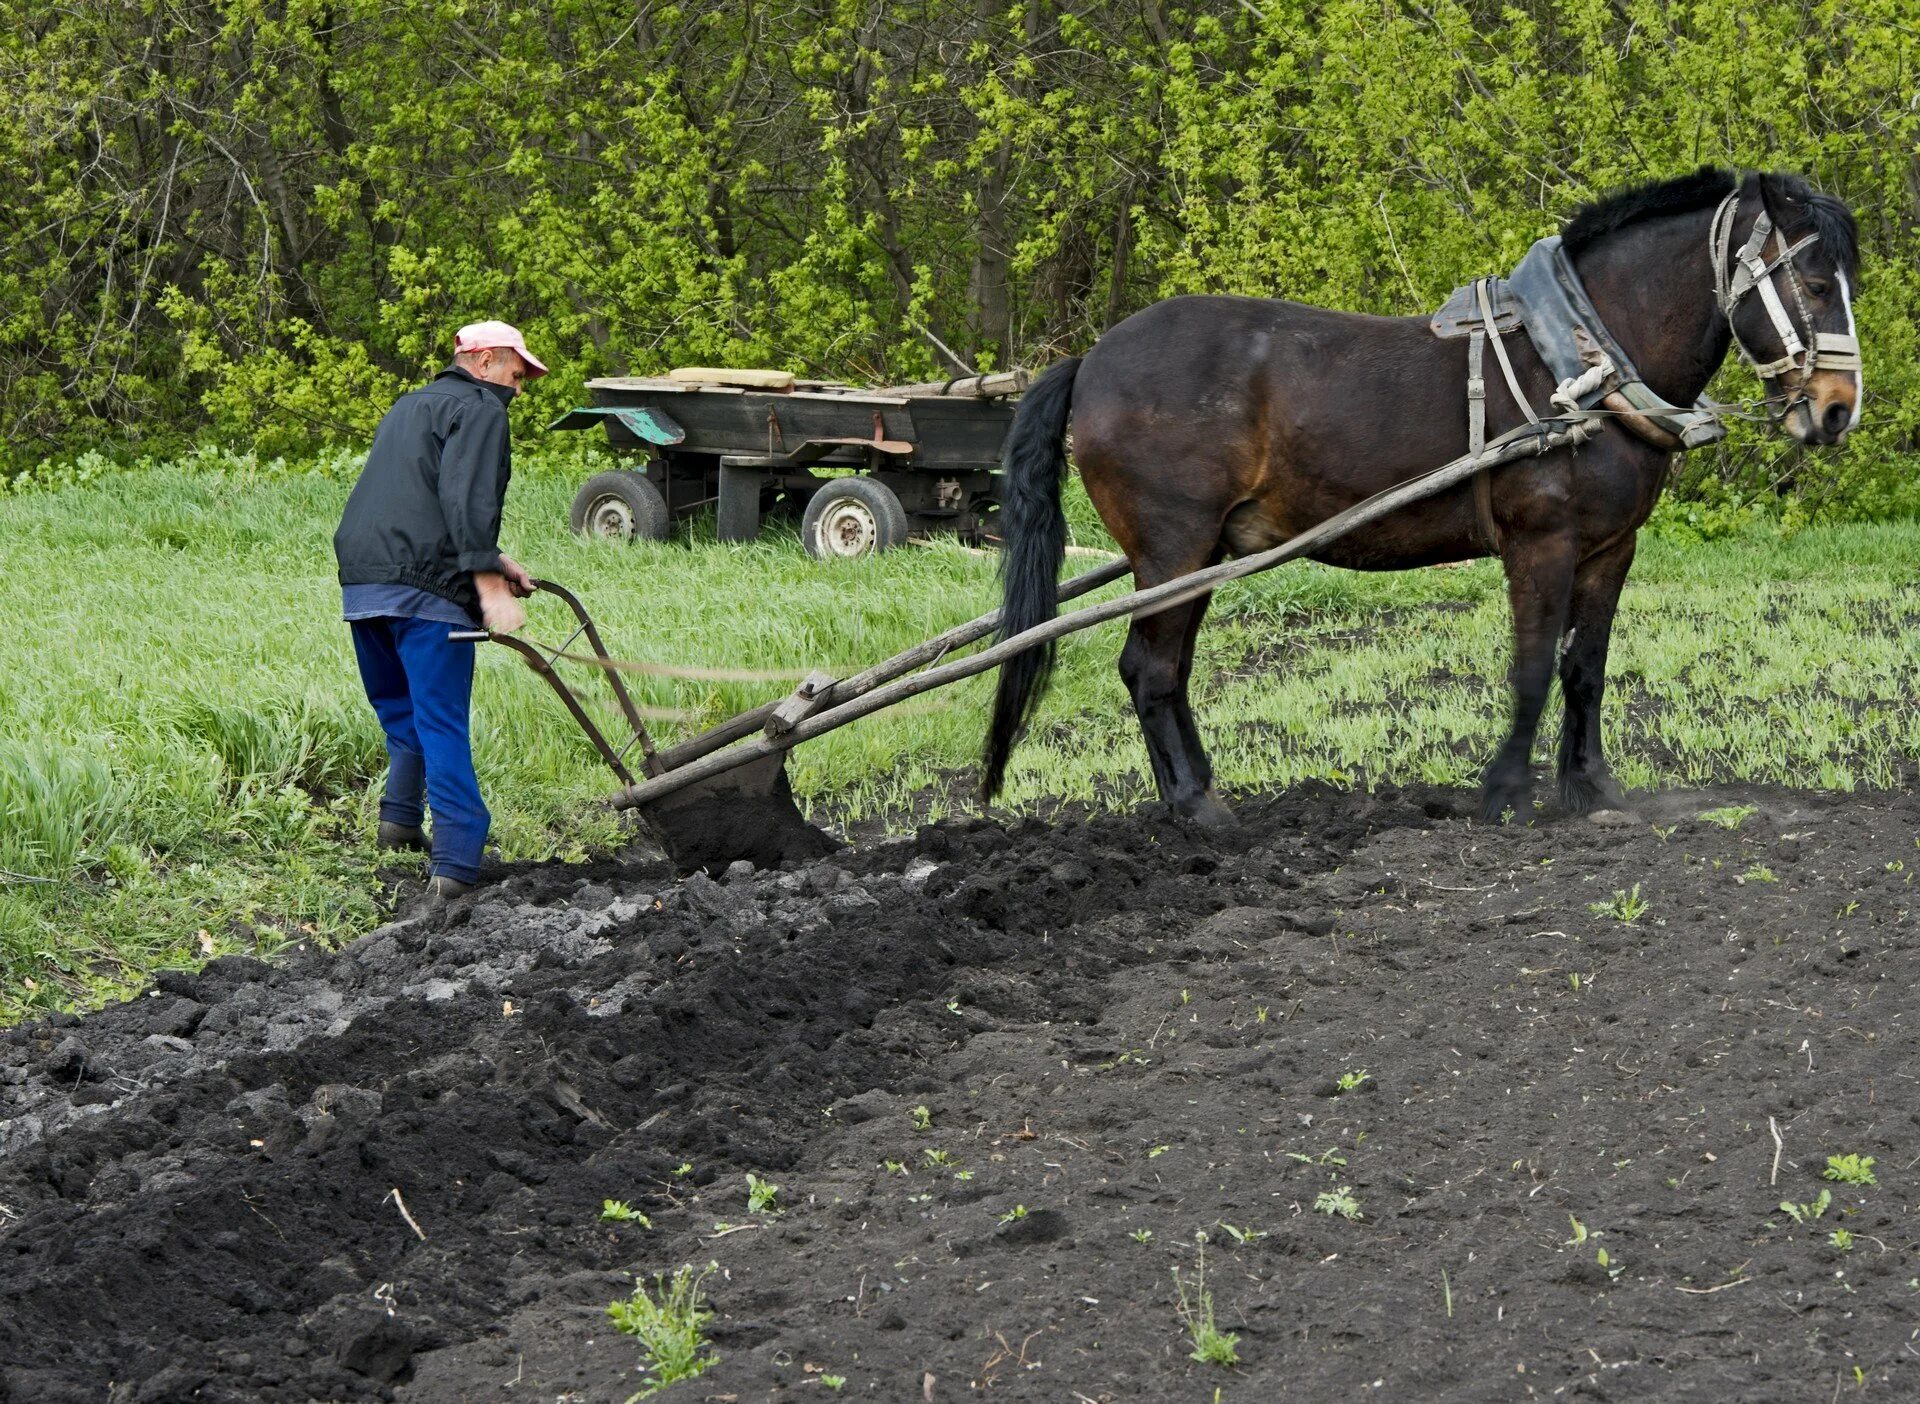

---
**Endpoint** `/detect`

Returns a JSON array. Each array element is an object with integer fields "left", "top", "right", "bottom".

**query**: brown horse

[{"left": 983, "top": 169, "right": 1861, "bottom": 823}]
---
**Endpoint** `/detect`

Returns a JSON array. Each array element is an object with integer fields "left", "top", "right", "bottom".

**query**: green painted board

[{"left": 547, "top": 405, "right": 686, "bottom": 445}]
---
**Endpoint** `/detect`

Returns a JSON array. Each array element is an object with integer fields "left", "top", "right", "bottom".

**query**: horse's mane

[
  {"left": 1560, "top": 166, "right": 1738, "bottom": 255},
  {"left": 1561, "top": 166, "right": 1858, "bottom": 276}
]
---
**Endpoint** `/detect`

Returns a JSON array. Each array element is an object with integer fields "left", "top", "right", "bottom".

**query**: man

[{"left": 333, "top": 320, "right": 546, "bottom": 898}]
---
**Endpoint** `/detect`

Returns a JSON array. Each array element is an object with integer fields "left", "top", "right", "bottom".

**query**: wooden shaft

[
  {"left": 648, "top": 557, "right": 1131, "bottom": 773},
  {"left": 614, "top": 420, "right": 1597, "bottom": 811},
  {"left": 1600, "top": 391, "right": 1682, "bottom": 450}
]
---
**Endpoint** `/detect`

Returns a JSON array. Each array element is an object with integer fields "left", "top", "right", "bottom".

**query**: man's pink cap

[{"left": 453, "top": 320, "right": 548, "bottom": 378}]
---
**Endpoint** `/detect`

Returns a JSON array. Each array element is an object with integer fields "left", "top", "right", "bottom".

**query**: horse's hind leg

[
  {"left": 1480, "top": 530, "right": 1578, "bottom": 823},
  {"left": 1173, "top": 588, "right": 1218, "bottom": 795},
  {"left": 1120, "top": 588, "right": 1230, "bottom": 825},
  {"left": 1556, "top": 534, "right": 1637, "bottom": 815}
]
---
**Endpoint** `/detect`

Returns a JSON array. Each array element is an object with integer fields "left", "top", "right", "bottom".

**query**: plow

[{"left": 462, "top": 414, "right": 1601, "bottom": 872}]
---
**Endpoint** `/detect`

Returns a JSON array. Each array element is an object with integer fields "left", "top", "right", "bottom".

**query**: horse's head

[{"left": 1713, "top": 173, "right": 1862, "bottom": 447}]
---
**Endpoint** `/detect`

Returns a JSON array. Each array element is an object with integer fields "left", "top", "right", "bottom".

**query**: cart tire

[
  {"left": 800, "top": 476, "right": 910, "bottom": 560},
  {"left": 570, "top": 471, "right": 669, "bottom": 543}
]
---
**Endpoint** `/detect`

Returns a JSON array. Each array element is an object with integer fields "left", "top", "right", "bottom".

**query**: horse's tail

[{"left": 982, "top": 355, "right": 1083, "bottom": 800}]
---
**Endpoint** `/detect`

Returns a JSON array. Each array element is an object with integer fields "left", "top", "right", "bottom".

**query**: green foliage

[
  {"left": 1173, "top": 1240, "right": 1241, "bottom": 1367},
  {"left": 605, "top": 1262, "right": 718, "bottom": 1398},
  {"left": 1588, "top": 884, "right": 1651, "bottom": 923},
  {"left": 1781, "top": 1189, "right": 1832, "bottom": 1225},
  {"left": 1823, "top": 1154, "right": 1877, "bottom": 1186},
  {"left": 2, "top": 2, "right": 1918, "bottom": 516},
  {"left": 1314, "top": 1187, "right": 1363, "bottom": 1220},
  {"left": 745, "top": 1173, "right": 780, "bottom": 1215}
]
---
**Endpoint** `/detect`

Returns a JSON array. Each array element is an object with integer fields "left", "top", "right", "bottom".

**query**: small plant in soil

[
  {"left": 1287, "top": 1147, "right": 1347, "bottom": 1167},
  {"left": 1829, "top": 1228, "right": 1855, "bottom": 1251},
  {"left": 746, "top": 1173, "right": 781, "bottom": 1214},
  {"left": 882, "top": 1160, "right": 908, "bottom": 1175},
  {"left": 910, "top": 1104, "right": 932, "bottom": 1132},
  {"left": 1823, "top": 1153, "right": 1877, "bottom": 1186},
  {"left": 1314, "top": 1187, "right": 1362, "bottom": 1220},
  {"left": 672, "top": 1161, "right": 693, "bottom": 1178},
  {"left": 1131, "top": 1229, "right": 1154, "bottom": 1244},
  {"left": 1173, "top": 1241, "right": 1240, "bottom": 1367},
  {"left": 999, "top": 1203, "right": 1029, "bottom": 1224},
  {"left": 1699, "top": 804, "right": 1758, "bottom": 830},
  {"left": 922, "top": 1148, "right": 954, "bottom": 1169},
  {"left": 1738, "top": 863, "right": 1777, "bottom": 884},
  {"left": 1217, "top": 1220, "right": 1268, "bottom": 1244},
  {"left": 606, "top": 1262, "right": 718, "bottom": 1399},
  {"left": 601, "top": 1200, "right": 651, "bottom": 1227},
  {"left": 1780, "top": 1189, "right": 1832, "bottom": 1224},
  {"left": 1588, "top": 884, "right": 1650, "bottom": 923},
  {"left": 1334, "top": 1068, "right": 1369, "bottom": 1092}
]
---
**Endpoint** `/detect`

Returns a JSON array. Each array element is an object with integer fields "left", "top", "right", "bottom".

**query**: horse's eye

[{"left": 1805, "top": 278, "right": 1832, "bottom": 298}]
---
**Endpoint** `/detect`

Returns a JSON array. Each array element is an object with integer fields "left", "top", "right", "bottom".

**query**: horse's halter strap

[{"left": 1709, "top": 189, "right": 1861, "bottom": 388}]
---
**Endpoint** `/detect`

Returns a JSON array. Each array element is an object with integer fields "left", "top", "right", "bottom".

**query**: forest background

[{"left": 3, "top": 0, "right": 1918, "bottom": 519}]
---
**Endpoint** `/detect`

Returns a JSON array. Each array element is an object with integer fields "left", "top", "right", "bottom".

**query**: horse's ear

[{"left": 1755, "top": 171, "right": 1805, "bottom": 223}]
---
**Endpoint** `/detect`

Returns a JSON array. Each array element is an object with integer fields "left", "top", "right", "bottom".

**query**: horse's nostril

[{"left": 1822, "top": 402, "right": 1851, "bottom": 439}]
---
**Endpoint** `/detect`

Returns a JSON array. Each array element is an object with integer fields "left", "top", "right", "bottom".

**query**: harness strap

[
  {"left": 1812, "top": 332, "right": 1862, "bottom": 371},
  {"left": 1466, "top": 325, "right": 1500, "bottom": 553},
  {"left": 1466, "top": 328, "right": 1487, "bottom": 456},
  {"left": 1477, "top": 278, "right": 1541, "bottom": 425}
]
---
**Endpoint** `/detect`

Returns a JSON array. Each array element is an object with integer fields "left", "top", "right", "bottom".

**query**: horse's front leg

[
  {"left": 1557, "top": 533, "right": 1638, "bottom": 816},
  {"left": 1479, "top": 529, "right": 1579, "bottom": 823}
]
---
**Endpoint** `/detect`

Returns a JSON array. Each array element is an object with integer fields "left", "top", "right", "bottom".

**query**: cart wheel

[
  {"left": 800, "top": 476, "right": 910, "bottom": 560},
  {"left": 570, "top": 471, "right": 669, "bottom": 543}
]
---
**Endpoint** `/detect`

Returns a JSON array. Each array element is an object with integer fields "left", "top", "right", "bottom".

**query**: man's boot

[
  {"left": 428, "top": 875, "right": 474, "bottom": 900},
  {"left": 377, "top": 821, "right": 429, "bottom": 853}
]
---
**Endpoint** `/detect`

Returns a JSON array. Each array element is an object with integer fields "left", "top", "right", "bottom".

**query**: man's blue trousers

[{"left": 349, "top": 617, "right": 489, "bottom": 883}]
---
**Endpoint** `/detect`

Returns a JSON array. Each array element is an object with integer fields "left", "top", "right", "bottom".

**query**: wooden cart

[{"left": 547, "top": 368, "right": 1025, "bottom": 559}]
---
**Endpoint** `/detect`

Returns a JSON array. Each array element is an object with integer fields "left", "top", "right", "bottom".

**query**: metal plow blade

[{"left": 632, "top": 752, "right": 838, "bottom": 875}]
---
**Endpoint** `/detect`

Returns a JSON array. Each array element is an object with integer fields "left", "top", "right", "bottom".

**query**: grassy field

[{"left": 2, "top": 457, "right": 1918, "bottom": 1019}]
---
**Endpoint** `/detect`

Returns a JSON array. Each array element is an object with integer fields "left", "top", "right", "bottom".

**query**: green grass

[{"left": 3, "top": 454, "right": 1920, "bottom": 1018}]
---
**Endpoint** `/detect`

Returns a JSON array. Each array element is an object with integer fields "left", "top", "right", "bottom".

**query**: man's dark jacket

[{"left": 334, "top": 366, "right": 513, "bottom": 618}]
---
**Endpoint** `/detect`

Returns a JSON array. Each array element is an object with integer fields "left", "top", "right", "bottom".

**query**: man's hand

[
  {"left": 474, "top": 571, "right": 527, "bottom": 634},
  {"left": 497, "top": 553, "right": 536, "bottom": 598}
]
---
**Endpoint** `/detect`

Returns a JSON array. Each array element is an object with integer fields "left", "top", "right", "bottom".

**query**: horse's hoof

[
  {"left": 1587, "top": 808, "right": 1637, "bottom": 828},
  {"left": 1178, "top": 792, "right": 1238, "bottom": 829},
  {"left": 1559, "top": 771, "right": 1623, "bottom": 817},
  {"left": 1475, "top": 791, "right": 1530, "bottom": 825}
]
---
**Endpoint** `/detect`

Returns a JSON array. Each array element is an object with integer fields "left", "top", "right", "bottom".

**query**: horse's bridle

[{"left": 1708, "top": 188, "right": 1861, "bottom": 418}]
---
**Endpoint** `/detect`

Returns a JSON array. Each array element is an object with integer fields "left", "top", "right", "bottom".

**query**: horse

[{"left": 982, "top": 168, "right": 1862, "bottom": 824}]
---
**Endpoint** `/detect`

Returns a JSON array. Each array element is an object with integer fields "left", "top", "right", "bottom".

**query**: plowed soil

[{"left": 3, "top": 782, "right": 1917, "bottom": 1403}]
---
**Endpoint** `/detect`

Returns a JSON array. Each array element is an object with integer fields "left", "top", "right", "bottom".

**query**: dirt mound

[{"left": 2, "top": 782, "right": 1917, "bottom": 1402}]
